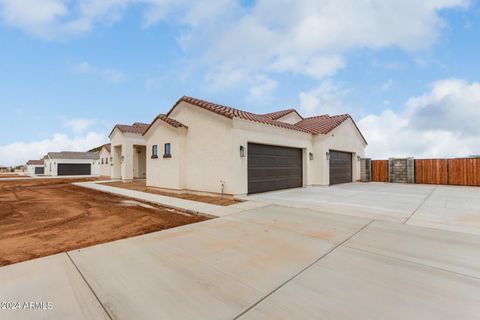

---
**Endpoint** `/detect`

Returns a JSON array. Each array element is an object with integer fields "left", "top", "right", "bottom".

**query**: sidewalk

[{"left": 74, "top": 181, "right": 268, "bottom": 218}]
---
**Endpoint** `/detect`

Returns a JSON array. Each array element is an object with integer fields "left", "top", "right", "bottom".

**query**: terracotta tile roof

[
  {"left": 103, "top": 143, "right": 111, "bottom": 152},
  {"left": 159, "top": 96, "right": 366, "bottom": 143},
  {"left": 109, "top": 122, "right": 149, "bottom": 137},
  {"left": 262, "top": 109, "right": 302, "bottom": 120},
  {"left": 168, "top": 96, "right": 312, "bottom": 134},
  {"left": 26, "top": 160, "right": 44, "bottom": 165},
  {"left": 47, "top": 152, "right": 100, "bottom": 160},
  {"left": 295, "top": 114, "right": 348, "bottom": 134},
  {"left": 143, "top": 114, "right": 188, "bottom": 136}
]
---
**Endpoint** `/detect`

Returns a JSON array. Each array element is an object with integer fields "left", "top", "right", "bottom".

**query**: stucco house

[
  {"left": 109, "top": 122, "right": 149, "bottom": 180},
  {"left": 26, "top": 160, "right": 45, "bottom": 175},
  {"left": 43, "top": 152, "right": 100, "bottom": 176},
  {"left": 0, "top": 165, "right": 10, "bottom": 173},
  {"left": 98, "top": 143, "right": 113, "bottom": 177},
  {"left": 142, "top": 96, "right": 367, "bottom": 197}
]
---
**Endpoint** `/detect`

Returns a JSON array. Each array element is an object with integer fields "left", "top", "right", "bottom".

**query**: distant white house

[
  {"left": 43, "top": 152, "right": 100, "bottom": 176},
  {"left": 0, "top": 165, "right": 10, "bottom": 173},
  {"left": 26, "top": 160, "right": 45, "bottom": 175}
]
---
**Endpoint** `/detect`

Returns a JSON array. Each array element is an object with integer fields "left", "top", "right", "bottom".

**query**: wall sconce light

[
  {"left": 309, "top": 152, "right": 314, "bottom": 160},
  {"left": 357, "top": 155, "right": 361, "bottom": 161},
  {"left": 326, "top": 152, "right": 330, "bottom": 160},
  {"left": 240, "top": 145, "right": 246, "bottom": 157},
  {"left": 121, "top": 156, "right": 124, "bottom": 162}
]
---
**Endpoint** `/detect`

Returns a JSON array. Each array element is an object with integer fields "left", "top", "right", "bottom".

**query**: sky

[{"left": 0, "top": 0, "right": 479, "bottom": 166}]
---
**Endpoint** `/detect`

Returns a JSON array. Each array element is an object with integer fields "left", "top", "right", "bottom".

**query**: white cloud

[
  {"left": 359, "top": 79, "right": 480, "bottom": 159},
  {"left": 0, "top": 0, "right": 468, "bottom": 85},
  {"left": 0, "top": 132, "right": 107, "bottom": 166},
  {"left": 0, "top": 0, "right": 67, "bottom": 38},
  {"left": 248, "top": 75, "right": 277, "bottom": 99},
  {"left": 73, "top": 61, "right": 126, "bottom": 83},
  {"left": 64, "top": 118, "right": 96, "bottom": 134},
  {"left": 299, "top": 81, "right": 347, "bottom": 116}
]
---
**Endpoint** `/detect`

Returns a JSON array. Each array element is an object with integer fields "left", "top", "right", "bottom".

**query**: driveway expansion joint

[
  {"left": 66, "top": 252, "right": 114, "bottom": 320},
  {"left": 403, "top": 185, "right": 437, "bottom": 224},
  {"left": 233, "top": 219, "right": 375, "bottom": 319}
]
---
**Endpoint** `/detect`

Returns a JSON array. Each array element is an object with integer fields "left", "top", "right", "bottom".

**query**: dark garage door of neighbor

[
  {"left": 57, "top": 163, "right": 91, "bottom": 176},
  {"left": 34, "top": 167, "right": 44, "bottom": 175},
  {"left": 329, "top": 150, "right": 352, "bottom": 185},
  {"left": 248, "top": 143, "right": 303, "bottom": 194}
]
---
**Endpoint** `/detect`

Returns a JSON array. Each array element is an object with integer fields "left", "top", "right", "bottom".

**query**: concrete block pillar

[
  {"left": 407, "top": 157, "right": 415, "bottom": 184},
  {"left": 388, "top": 158, "right": 395, "bottom": 183},
  {"left": 360, "top": 158, "right": 371, "bottom": 182}
]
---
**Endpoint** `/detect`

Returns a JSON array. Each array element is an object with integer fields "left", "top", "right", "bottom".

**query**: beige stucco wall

[
  {"left": 312, "top": 118, "right": 367, "bottom": 185},
  {"left": 99, "top": 148, "right": 112, "bottom": 177},
  {"left": 276, "top": 112, "right": 303, "bottom": 124},
  {"left": 145, "top": 121, "right": 185, "bottom": 190},
  {"left": 146, "top": 101, "right": 235, "bottom": 195}
]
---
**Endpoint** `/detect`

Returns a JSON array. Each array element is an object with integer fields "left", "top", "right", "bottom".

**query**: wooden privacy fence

[
  {"left": 371, "top": 160, "right": 388, "bottom": 182},
  {"left": 370, "top": 158, "right": 480, "bottom": 186},
  {"left": 414, "top": 159, "right": 448, "bottom": 185}
]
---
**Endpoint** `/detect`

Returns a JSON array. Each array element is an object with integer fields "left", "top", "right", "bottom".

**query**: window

[
  {"left": 151, "top": 145, "right": 158, "bottom": 158},
  {"left": 106, "top": 157, "right": 108, "bottom": 164},
  {"left": 101, "top": 158, "right": 104, "bottom": 165},
  {"left": 164, "top": 143, "right": 171, "bottom": 158}
]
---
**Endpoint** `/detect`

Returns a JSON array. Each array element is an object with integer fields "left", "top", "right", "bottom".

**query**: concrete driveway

[
  {"left": 2, "top": 202, "right": 480, "bottom": 319},
  {"left": 246, "top": 182, "right": 480, "bottom": 235}
]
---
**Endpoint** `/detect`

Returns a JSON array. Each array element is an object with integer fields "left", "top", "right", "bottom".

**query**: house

[
  {"left": 109, "top": 122, "right": 149, "bottom": 180},
  {"left": 43, "top": 152, "right": 100, "bottom": 176},
  {"left": 0, "top": 165, "right": 10, "bottom": 173},
  {"left": 98, "top": 143, "right": 113, "bottom": 177},
  {"left": 142, "top": 96, "right": 367, "bottom": 197},
  {"left": 26, "top": 160, "right": 45, "bottom": 175}
]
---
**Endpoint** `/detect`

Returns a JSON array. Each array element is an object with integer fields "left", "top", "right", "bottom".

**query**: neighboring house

[
  {"left": 43, "top": 152, "right": 100, "bottom": 176},
  {"left": 142, "top": 96, "right": 367, "bottom": 197},
  {"left": 109, "top": 122, "right": 149, "bottom": 180},
  {"left": 98, "top": 143, "right": 113, "bottom": 177},
  {"left": 26, "top": 160, "right": 45, "bottom": 175},
  {"left": 0, "top": 166, "right": 10, "bottom": 173}
]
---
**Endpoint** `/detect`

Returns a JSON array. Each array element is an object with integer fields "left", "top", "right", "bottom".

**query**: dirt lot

[
  {"left": 0, "top": 178, "right": 209, "bottom": 266},
  {"left": 102, "top": 180, "right": 241, "bottom": 206}
]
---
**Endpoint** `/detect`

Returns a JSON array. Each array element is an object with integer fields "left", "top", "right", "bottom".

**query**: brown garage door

[
  {"left": 57, "top": 163, "right": 91, "bottom": 176},
  {"left": 329, "top": 150, "right": 352, "bottom": 185},
  {"left": 248, "top": 143, "right": 302, "bottom": 194}
]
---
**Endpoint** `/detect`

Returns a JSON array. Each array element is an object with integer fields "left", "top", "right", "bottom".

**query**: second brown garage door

[
  {"left": 248, "top": 143, "right": 303, "bottom": 194},
  {"left": 329, "top": 150, "right": 352, "bottom": 185}
]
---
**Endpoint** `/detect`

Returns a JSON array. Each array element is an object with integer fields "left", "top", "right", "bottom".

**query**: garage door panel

[
  {"left": 57, "top": 164, "right": 91, "bottom": 176},
  {"left": 329, "top": 150, "right": 352, "bottom": 185},
  {"left": 34, "top": 167, "right": 44, "bottom": 175},
  {"left": 248, "top": 143, "right": 303, "bottom": 194}
]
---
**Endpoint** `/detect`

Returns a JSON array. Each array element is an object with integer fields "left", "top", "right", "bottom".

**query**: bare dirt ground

[
  {"left": 102, "top": 180, "right": 242, "bottom": 206},
  {"left": 0, "top": 178, "right": 209, "bottom": 266}
]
